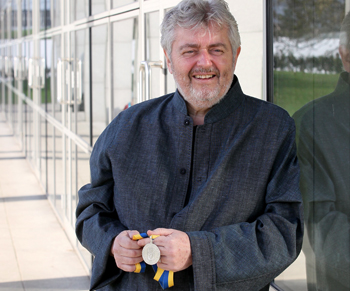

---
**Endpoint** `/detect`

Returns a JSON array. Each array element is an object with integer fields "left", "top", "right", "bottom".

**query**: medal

[
  {"left": 142, "top": 235, "right": 161, "bottom": 265},
  {"left": 133, "top": 233, "right": 174, "bottom": 288}
]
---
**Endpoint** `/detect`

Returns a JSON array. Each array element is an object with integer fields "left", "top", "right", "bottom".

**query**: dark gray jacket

[{"left": 76, "top": 76, "right": 303, "bottom": 291}]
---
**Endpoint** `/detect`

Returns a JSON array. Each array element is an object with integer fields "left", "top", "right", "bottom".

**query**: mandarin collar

[{"left": 172, "top": 75, "right": 245, "bottom": 124}]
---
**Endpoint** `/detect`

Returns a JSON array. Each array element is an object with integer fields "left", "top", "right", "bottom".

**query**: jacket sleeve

[
  {"left": 75, "top": 122, "right": 126, "bottom": 290},
  {"left": 187, "top": 119, "right": 303, "bottom": 291}
]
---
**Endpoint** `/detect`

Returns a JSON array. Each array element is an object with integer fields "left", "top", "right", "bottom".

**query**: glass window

[
  {"left": 112, "top": 0, "right": 136, "bottom": 9},
  {"left": 74, "top": 28, "right": 91, "bottom": 145},
  {"left": 23, "top": 0, "right": 33, "bottom": 36},
  {"left": 92, "top": 0, "right": 108, "bottom": 15},
  {"left": 91, "top": 24, "right": 108, "bottom": 144},
  {"left": 12, "top": 2, "right": 18, "bottom": 39},
  {"left": 272, "top": 1, "right": 350, "bottom": 290},
  {"left": 70, "top": 0, "right": 89, "bottom": 22},
  {"left": 40, "top": 0, "right": 51, "bottom": 30},
  {"left": 51, "top": 0, "right": 61, "bottom": 27},
  {"left": 112, "top": 17, "right": 138, "bottom": 117},
  {"left": 145, "top": 11, "right": 161, "bottom": 100}
]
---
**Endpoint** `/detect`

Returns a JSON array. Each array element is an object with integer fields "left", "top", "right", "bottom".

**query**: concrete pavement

[{"left": 0, "top": 115, "right": 90, "bottom": 291}]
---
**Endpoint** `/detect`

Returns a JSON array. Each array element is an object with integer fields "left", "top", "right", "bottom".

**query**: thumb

[{"left": 127, "top": 230, "right": 141, "bottom": 240}]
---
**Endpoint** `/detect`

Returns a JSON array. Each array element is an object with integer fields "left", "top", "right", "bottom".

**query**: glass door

[{"left": 137, "top": 1, "right": 181, "bottom": 103}]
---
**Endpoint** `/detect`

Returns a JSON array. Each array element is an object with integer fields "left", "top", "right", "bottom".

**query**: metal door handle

[{"left": 139, "top": 60, "right": 163, "bottom": 103}]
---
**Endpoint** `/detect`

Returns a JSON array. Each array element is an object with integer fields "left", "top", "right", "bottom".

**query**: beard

[{"left": 173, "top": 66, "right": 233, "bottom": 110}]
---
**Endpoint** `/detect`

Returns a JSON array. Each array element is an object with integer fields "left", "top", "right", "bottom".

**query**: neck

[{"left": 186, "top": 103, "right": 210, "bottom": 126}]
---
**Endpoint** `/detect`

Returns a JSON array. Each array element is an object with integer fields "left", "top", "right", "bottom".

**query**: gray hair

[
  {"left": 161, "top": 0, "right": 241, "bottom": 57},
  {"left": 340, "top": 11, "right": 350, "bottom": 50}
]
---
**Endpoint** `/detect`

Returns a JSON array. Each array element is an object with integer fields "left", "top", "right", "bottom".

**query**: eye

[
  {"left": 183, "top": 50, "right": 195, "bottom": 56},
  {"left": 211, "top": 49, "right": 224, "bottom": 55}
]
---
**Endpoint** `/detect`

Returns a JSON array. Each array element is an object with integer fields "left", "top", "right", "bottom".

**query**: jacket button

[
  {"left": 184, "top": 119, "right": 190, "bottom": 126},
  {"left": 180, "top": 168, "right": 187, "bottom": 175}
]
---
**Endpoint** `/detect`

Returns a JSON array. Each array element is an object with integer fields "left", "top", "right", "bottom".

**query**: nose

[{"left": 197, "top": 49, "right": 212, "bottom": 67}]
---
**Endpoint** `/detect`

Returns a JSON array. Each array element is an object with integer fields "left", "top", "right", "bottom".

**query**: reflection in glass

[
  {"left": 23, "top": 0, "right": 33, "bottom": 36},
  {"left": 112, "top": 17, "right": 138, "bottom": 117},
  {"left": 40, "top": 0, "right": 52, "bottom": 30},
  {"left": 293, "top": 12, "right": 350, "bottom": 291},
  {"left": 273, "top": 1, "right": 350, "bottom": 290},
  {"left": 12, "top": 1, "right": 18, "bottom": 39},
  {"left": 273, "top": 0, "right": 344, "bottom": 116}
]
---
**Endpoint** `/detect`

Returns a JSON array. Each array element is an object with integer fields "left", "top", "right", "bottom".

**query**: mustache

[{"left": 190, "top": 67, "right": 220, "bottom": 76}]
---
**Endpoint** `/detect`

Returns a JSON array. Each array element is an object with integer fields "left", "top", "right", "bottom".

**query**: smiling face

[{"left": 165, "top": 22, "right": 241, "bottom": 113}]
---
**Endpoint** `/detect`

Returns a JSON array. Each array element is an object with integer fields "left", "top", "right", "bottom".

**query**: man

[
  {"left": 293, "top": 12, "right": 350, "bottom": 291},
  {"left": 76, "top": 0, "right": 303, "bottom": 290}
]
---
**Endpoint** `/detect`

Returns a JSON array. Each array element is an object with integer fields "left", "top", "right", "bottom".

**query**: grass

[{"left": 274, "top": 71, "right": 339, "bottom": 116}]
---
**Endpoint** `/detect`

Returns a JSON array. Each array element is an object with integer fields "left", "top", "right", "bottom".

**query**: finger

[
  {"left": 147, "top": 228, "right": 174, "bottom": 237},
  {"left": 116, "top": 262, "right": 137, "bottom": 273},
  {"left": 115, "top": 252, "right": 143, "bottom": 265},
  {"left": 137, "top": 237, "right": 151, "bottom": 247},
  {"left": 119, "top": 235, "right": 142, "bottom": 250},
  {"left": 118, "top": 248, "right": 143, "bottom": 258}
]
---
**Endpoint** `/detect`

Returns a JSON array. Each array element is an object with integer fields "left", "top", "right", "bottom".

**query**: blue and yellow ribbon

[{"left": 132, "top": 232, "right": 174, "bottom": 289}]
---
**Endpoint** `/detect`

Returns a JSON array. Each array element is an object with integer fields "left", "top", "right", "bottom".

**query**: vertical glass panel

[
  {"left": 112, "top": 17, "right": 138, "bottom": 117},
  {"left": 91, "top": 24, "right": 108, "bottom": 144},
  {"left": 40, "top": 0, "right": 51, "bottom": 30},
  {"left": 12, "top": 2, "right": 18, "bottom": 39},
  {"left": 52, "top": 35, "right": 61, "bottom": 121},
  {"left": 71, "top": 0, "right": 89, "bottom": 22},
  {"left": 76, "top": 147, "right": 92, "bottom": 271},
  {"left": 71, "top": 143, "right": 77, "bottom": 225},
  {"left": 164, "top": 8, "right": 176, "bottom": 95},
  {"left": 145, "top": 11, "right": 161, "bottom": 100},
  {"left": 74, "top": 29, "right": 91, "bottom": 145},
  {"left": 40, "top": 114, "right": 48, "bottom": 192},
  {"left": 51, "top": 0, "right": 61, "bottom": 27},
  {"left": 23, "top": 0, "right": 33, "bottom": 36},
  {"left": 112, "top": 0, "right": 136, "bottom": 9},
  {"left": 55, "top": 125, "right": 64, "bottom": 219},
  {"left": 273, "top": 1, "right": 350, "bottom": 290},
  {"left": 47, "top": 123, "right": 55, "bottom": 204},
  {"left": 92, "top": 0, "right": 107, "bottom": 15}
]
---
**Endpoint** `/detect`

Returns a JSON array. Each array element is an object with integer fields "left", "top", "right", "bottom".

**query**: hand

[
  {"left": 110, "top": 230, "right": 143, "bottom": 272},
  {"left": 138, "top": 228, "right": 192, "bottom": 272}
]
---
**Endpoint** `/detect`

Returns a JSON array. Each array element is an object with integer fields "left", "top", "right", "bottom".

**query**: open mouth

[{"left": 193, "top": 74, "right": 216, "bottom": 79}]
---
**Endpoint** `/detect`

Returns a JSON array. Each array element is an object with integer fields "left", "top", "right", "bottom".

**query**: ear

[
  {"left": 164, "top": 49, "right": 173, "bottom": 74},
  {"left": 233, "top": 46, "right": 241, "bottom": 71},
  {"left": 339, "top": 45, "right": 350, "bottom": 72}
]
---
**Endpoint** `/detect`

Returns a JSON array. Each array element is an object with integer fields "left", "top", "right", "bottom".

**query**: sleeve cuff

[{"left": 187, "top": 231, "right": 216, "bottom": 291}]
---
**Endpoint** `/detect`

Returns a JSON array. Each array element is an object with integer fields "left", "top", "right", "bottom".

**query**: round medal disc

[{"left": 142, "top": 243, "right": 161, "bottom": 265}]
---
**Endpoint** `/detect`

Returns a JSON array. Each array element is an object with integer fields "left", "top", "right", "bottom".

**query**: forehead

[{"left": 172, "top": 23, "right": 231, "bottom": 49}]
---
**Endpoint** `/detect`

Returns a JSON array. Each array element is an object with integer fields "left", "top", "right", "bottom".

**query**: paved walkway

[{"left": 0, "top": 115, "right": 90, "bottom": 291}]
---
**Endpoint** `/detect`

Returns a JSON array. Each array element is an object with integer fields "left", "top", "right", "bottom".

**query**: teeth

[{"left": 194, "top": 75, "right": 214, "bottom": 79}]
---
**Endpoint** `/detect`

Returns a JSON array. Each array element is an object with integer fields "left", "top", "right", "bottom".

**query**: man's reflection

[{"left": 293, "top": 12, "right": 350, "bottom": 291}]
